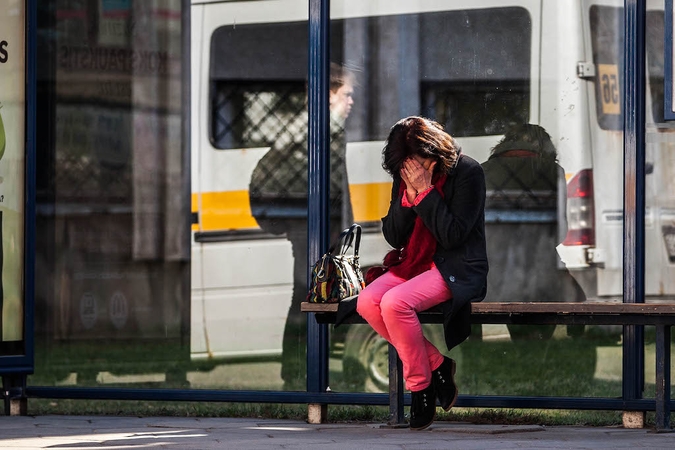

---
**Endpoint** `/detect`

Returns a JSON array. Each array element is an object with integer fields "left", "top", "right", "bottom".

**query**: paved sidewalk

[{"left": 1, "top": 415, "right": 674, "bottom": 449}]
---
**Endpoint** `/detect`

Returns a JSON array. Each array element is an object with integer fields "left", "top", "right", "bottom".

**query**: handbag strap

[{"left": 327, "top": 223, "right": 361, "bottom": 258}]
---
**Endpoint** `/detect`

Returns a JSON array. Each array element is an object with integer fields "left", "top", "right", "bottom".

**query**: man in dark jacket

[
  {"left": 249, "top": 63, "right": 355, "bottom": 390},
  {"left": 481, "top": 123, "right": 586, "bottom": 340}
]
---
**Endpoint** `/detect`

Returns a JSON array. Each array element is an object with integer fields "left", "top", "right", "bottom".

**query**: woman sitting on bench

[{"left": 357, "top": 116, "right": 488, "bottom": 430}]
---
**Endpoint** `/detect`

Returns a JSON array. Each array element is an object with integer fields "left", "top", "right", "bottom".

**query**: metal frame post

[
  {"left": 654, "top": 325, "right": 672, "bottom": 432},
  {"left": 622, "top": 0, "right": 646, "bottom": 411},
  {"left": 306, "top": 0, "right": 331, "bottom": 422}
]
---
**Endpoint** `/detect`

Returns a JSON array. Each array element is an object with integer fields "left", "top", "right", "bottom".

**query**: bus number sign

[{"left": 598, "top": 64, "right": 620, "bottom": 115}]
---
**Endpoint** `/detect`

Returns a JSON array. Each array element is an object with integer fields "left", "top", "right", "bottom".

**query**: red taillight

[{"left": 563, "top": 169, "right": 595, "bottom": 246}]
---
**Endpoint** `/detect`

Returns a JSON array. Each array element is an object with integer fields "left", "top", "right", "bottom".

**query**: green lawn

[{"left": 26, "top": 327, "right": 675, "bottom": 427}]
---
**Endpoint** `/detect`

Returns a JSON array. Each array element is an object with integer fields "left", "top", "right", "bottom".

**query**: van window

[
  {"left": 209, "top": 20, "right": 317, "bottom": 149},
  {"left": 590, "top": 7, "right": 666, "bottom": 127},
  {"left": 590, "top": 5, "right": 624, "bottom": 130},
  {"left": 645, "top": 10, "right": 665, "bottom": 124},
  {"left": 209, "top": 7, "right": 531, "bottom": 148},
  {"left": 211, "top": 82, "right": 306, "bottom": 149},
  {"left": 419, "top": 8, "right": 531, "bottom": 137},
  {"left": 422, "top": 81, "right": 530, "bottom": 137},
  {"left": 209, "top": 20, "right": 347, "bottom": 149}
]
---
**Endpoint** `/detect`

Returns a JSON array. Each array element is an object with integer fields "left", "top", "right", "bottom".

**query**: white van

[{"left": 190, "top": 0, "right": 675, "bottom": 386}]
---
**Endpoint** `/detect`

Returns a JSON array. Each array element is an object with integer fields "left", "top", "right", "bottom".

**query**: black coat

[{"left": 381, "top": 153, "right": 489, "bottom": 350}]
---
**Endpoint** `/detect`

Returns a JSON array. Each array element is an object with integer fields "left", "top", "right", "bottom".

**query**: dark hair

[
  {"left": 490, "top": 123, "right": 558, "bottom": 161},
  {"left": 382, "top": 116, "right": 460, "bottom": 177}
]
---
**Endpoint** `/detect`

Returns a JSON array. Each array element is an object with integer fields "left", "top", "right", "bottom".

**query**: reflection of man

[
  {"left": 481, "top": 124, "right": 585, "bottom": 340},
  {"left": 249, "top": 63, "right": 355, "bottom": 390},
  {"left": 329, "top": 74, "right": 354, "bottom": 123}
]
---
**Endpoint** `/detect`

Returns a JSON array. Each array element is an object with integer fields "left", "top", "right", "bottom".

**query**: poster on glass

[{"left": 0, "top": 0, "right": 27, "bottom": 363}]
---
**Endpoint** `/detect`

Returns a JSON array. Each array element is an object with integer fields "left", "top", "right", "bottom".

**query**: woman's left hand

[{"left": 402, "top": 157, "right": 436, "bottom": 195}]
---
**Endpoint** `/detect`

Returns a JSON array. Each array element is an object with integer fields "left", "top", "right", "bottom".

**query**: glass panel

[
  {"left": 193, "top": 1, "right": 359, "bottom": 390},
  {"left": 325, "top": 0, "right": 626, "bottom": 399},
  {"left": 645, "top": 4, "right": 675, "bottom": 300},
  {"left": 0, "top": 0, "right": 26, "bottom": 357},
  {"left": 32, "top": 0, "right": 188, "bottom": 388},
  {"left": 645, "top": 0, "right": 675, "bottom": 403},
  {"left": 195, "top": 10, "right": 309, "bottom": 391}
]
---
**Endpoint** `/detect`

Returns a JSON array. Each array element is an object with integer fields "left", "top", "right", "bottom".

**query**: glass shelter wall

[
  {"left": 0, "top": 0, "right": 27, "bottom": 358},
  {"left": 30, "top": 0, "right": 674, "bottom": 403},
  {"left": 323, "top": 0, "right": 630, "bottom": 397},
  {"left": 32, "top": 0, "right": 189, "bottom": 388},
  {"left": 645, "top": 0, "right": 675, "bottom": 401},
  {"left": 645, "top": 2, "right": 675, "bottom": 298},
  {"left": 191, "top": 0, "right": 634, "bottom": 396}
]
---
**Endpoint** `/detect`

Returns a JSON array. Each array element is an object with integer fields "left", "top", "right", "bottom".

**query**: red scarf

[{"left": 388, "top": 174, "right": 447, "bottom": 280}]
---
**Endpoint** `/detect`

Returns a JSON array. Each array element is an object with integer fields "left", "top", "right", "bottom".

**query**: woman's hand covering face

[{"left": 401, "top": 156, "right": 436, "bottom": 194}]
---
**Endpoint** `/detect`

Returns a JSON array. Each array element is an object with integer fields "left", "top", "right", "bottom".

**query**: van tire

[
  {"left": 507, "top": 324, "right": 556, "bottom": 341},
  {"left": 343, "top": 326, "right": 390, "bottom": 392}
]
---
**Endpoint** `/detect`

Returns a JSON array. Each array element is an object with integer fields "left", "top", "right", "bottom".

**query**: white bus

[{"left": 190, "top": 0, "right": 675, "bottom": 388}]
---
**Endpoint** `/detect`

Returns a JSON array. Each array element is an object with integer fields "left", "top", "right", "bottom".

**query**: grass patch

[
  {"left": 28, "top": 399, "right": 634, "bottom": 427},
  {"left": 28, "top": 399, "right": 310, "bottom": 420},
  {"left": 438, "top": 408, "right": 623, "bottom": 427},
  {"left": 26, "top": 329, "right": 675, "bottom": 428}
]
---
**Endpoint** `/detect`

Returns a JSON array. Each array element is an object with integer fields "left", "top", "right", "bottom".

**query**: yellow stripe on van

[
  {"left": 350, "top": 182, "right": 393, "bottom": 222},
  {"left": 192, "top": 181, "right": 393, "bottom": 232},
  {"left": 192, "top": 191, "right": 259, "bottom": 231}
]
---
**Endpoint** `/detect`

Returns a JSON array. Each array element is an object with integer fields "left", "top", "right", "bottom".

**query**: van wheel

[
  {"left": 343, "top": 326, "right": 390, "bottom": 392},
  {"left": 507, "top": 324, "right": 556, "bottom": 341}
]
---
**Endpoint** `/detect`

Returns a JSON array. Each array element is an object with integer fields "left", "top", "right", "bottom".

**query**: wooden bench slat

[
  {"left": 472, "top": 302, "right": 675, "bottom": 315},
  {"left": 301, "top": 302, "right": 340, "bottom": 313},
  {"left": 301, "top": 301, "right": 675, "bottom": 315},
  {"left": 300, "top": 300, "right": 674, "bottom": 431}
]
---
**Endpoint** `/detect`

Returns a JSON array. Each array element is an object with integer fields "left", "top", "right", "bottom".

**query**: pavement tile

[{"left": 1, "top": 415, "right": 675, "bottom": 449}]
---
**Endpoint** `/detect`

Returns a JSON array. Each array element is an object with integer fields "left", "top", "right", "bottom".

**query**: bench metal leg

[
  {"left": 655, "top": 325, "right": 671, "bottom": 432},
  {"left": 387, "top": 343, "right": 406, "bottom": 427},
  {"left": 307, "top": 403, "right": 327, "bottom": 424}
]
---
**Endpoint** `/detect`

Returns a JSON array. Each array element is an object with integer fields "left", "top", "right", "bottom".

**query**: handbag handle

[{"left": 327, "top": 223, "right": 361, "bottom": 258}]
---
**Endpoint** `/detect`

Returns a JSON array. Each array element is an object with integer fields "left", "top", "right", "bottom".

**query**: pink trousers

[{"left": 356, "top": 268, "right": 452, "bottom": 391}]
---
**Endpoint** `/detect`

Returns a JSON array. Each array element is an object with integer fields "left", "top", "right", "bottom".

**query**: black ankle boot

[
  {"left": 409, "top": 383, "right": 436, "bottom": 430},
  {"left": 432, "top": 356, "right": 458, "bottom": 411}
]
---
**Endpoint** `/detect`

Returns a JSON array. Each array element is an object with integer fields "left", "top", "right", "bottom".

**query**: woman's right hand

[
  {"left": 401, "top": 157, "right": 435, "bottom": 201},
  {"left": 400, "top": 165, "right": 418, "bottom": 203}
]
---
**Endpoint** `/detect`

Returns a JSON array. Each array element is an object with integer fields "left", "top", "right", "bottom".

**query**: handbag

[{"left": 307, "top": 224, "right": 366, "bottom": 303}]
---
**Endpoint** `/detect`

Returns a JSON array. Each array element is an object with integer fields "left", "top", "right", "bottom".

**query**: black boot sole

[{"left": 410, "top": 412, "right": 436, "bottom": 431}]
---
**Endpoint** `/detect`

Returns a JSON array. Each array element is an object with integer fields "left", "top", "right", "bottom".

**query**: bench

[{"left": 301, "top": 300, "right": 675, "bottom": 431}]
